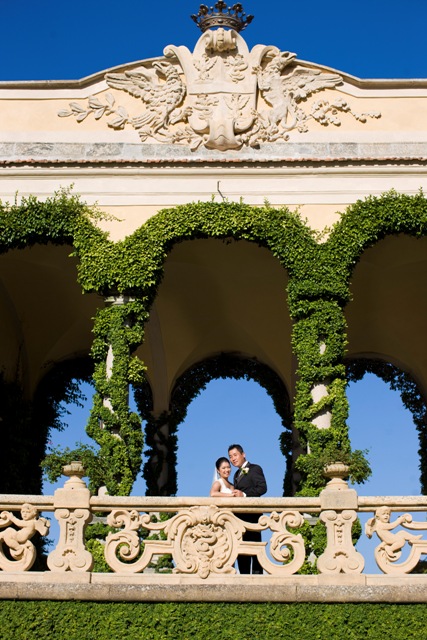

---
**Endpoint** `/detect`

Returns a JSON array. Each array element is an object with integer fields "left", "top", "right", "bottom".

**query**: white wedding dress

[{"left": 218, "top": 477, "right": 233, "bottom": 494}]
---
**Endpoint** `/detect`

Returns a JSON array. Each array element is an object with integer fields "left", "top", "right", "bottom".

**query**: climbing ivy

[
  {"left": 291, "top": 191, "right": 427, "bottom": 493},
  {"left": 2, "top": 189, "right": 427, "bottom": 496}
]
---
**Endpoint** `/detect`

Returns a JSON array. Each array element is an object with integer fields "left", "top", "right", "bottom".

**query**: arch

[
  {"left": 0, "top": 191, "right": 110, "bottom": 492},
  {"left": 290, "top": 191, "right": 427, "bottom": 493},
  {"left": 85, "top": 201, "right": 315, "bottom": 495},
  {"left": 324, "top": 191, "right": 427, "bottom": 302},
  {"left": 137, "top": 353, "right": 293, "bottom": 496},
  {"left": 278, "top": 192, "right": 427, "bottom": 493},
  {"left": 139, "top": 236, "right": 292, "bottom": 413},
  {"left": 117, "top": 200, "right": 316, "bottom": 299},
  {"left": 344, "top": 231, "right": 427, "bottom": 399}
]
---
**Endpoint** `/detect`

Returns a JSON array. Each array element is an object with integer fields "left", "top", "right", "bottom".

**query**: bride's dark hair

[{"left": 215, "top": 456, "right": 230, "bottom": 470}]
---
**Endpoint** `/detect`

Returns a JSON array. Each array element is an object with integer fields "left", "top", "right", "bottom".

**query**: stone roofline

[{"left": 1, "top": 56, "right": 427, "bottom": 91}]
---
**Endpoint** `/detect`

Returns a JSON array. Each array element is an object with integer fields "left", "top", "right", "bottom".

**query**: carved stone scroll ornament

[
  {"left": 317, "top": 509, "right": 365, "bottom": 574},
  {"left": 105, "top": 508, "right": 173, "bottom": 573},
  {"left": 257, "top": 510, "right": 306, "bottom": 574},
  {"left": 104, "top": 506, "right": 245, "bottom": 578},
  {"left": 58, "top": 29, "right": 380, "bottom": 152},
  {"left": 365, "top": 506, "right": 427, "bottom": 574},
  {"left": 0, "top": 504, "right": 50, "bottom": 571},
  {"left": 104, "top": 506, "right": 306, "bottom": 578}
]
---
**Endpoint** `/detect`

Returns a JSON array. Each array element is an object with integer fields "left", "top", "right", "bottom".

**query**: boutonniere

[{"left": 241, "top": 467, "right": 249, "bottom": 475}]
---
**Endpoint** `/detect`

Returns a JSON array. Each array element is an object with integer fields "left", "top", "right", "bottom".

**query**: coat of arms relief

[{"left": 59, "top": 5, "right": 380, "bottom": 151}]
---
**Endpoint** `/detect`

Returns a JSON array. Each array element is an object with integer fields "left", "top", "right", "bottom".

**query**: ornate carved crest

[
  {"left": 59, "top": 29, "right": 381, "bottom": 151},
  {"left": 166, "top": 505, "right": 245, "bottom": 578}
]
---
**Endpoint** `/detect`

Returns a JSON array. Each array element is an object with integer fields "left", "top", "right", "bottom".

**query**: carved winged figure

[
  {"left": 365, "top": 506, "right": 422, "bottom": 562},
  {"left": 106, "top": 61, "right": 187, "bottom": 138},
  {"left": 0, "top": 503, "right": 50, "bottom": 570},
  {"left": 255, "top": 51, "right": 342, "bottom": 135}
]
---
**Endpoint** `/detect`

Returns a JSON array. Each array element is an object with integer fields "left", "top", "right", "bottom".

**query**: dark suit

[{"left": 234, "top": 462, "right": 267, "bottom": 574}]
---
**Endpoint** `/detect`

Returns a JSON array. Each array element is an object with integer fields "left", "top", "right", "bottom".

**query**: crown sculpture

[
  {"left": 59, "top": 3, "right": 381, "bottom": 152},
  {"left": 191, "top": 2, "right": 254, "bottom": 33}
]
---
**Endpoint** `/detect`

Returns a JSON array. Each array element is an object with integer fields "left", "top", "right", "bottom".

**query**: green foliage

[
  {"left": 296, "top": 447, "right": 371, "bottom": 497},
  {"left": 1, "top": 602, "right": 427, "bottom": 640},
  {"left": 3, "top": 189, "right": 427, "bottom": 497},
  {"left": 41, "top": 444, "right": 106, "bottom": 493},
  {"left": 86, "top": 300, "right": 146, "bottom": 495},
  {"left": 85, "top": 538, "right": 111, "bottom": 573},
  {"left": 325, "top": 190, "right": 427, "bottom": 293}
]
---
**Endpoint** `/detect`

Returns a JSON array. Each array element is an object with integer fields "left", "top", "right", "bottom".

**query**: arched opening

[
  {"left": 345, "top": 233, "right": 427, "bottom": 492},
  {"left": 0, "top": 243, "right": 101, "bottom": 492},
  {"left": 175, "top": 377, "right": 286, "bottom": 497},
  {"left": 346, "top": 234, "right": 427, "bottom": 398},
  {"left": 346, "top": 369, "right": 420, "bottom": 573},
  {"left": 133, "top": 236, "right": 294, "bottom": 495},
  {"left": 0, "top": 243, "right": 101, "bottom": 396},
  {"left": 347, "top": 371, "right": 419, "bottom": 495}
]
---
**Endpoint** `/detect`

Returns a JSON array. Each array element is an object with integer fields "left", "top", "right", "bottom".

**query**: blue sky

[
  {"left": 1, "top": 0, "right": 427, "bottom": 81},
  {"left": 2, "top": 0, "right": 425, "bottom": 571}
]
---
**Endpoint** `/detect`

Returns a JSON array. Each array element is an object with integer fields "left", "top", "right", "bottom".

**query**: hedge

[{"left": 0, "top": 601, "right": 426, "bottom": 640}]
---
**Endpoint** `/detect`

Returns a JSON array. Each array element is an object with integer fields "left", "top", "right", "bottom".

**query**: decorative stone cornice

[{"left": 1, "top": 141, "right": 427, "bottom": 165}]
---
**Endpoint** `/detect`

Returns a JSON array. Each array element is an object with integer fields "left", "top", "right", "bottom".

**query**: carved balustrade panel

[
  {"left": 104, "top": 505, "right": 307, "bottom": 579},
  {"left": 317, "top": 509, "right": 365, "bottom": 574},
  {"left": 47, "top": 461, "right": 94, "bottom": 572}
]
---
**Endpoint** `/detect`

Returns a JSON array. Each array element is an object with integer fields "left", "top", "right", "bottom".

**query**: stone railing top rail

[{"left": 3, "top": 492, "right": 427, "bottom": 506}]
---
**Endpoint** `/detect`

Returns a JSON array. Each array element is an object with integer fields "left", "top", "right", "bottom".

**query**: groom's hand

[{"left": 232, "top": 489, "right": 245, "bottom": 497}]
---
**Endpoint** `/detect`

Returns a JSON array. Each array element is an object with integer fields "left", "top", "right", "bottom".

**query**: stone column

[
  {"left": 101, "top": 294, "right": 136, "bottom": 436},
  {"left": 310, "top": 342, "right": 331, "bottom": 430}
]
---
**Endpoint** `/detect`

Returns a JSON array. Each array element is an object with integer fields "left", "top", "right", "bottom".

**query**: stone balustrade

[{"left": 1, "top": 462, "right": 427, "bottom": 602}]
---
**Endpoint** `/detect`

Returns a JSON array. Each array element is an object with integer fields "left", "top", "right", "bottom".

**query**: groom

[{"left": 228, "top": 443, "right": 267, "bottom": 574}]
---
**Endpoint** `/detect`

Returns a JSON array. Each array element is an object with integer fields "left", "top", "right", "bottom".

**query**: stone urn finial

[
  {"left": 323, "top": 461, "right": 350, "bottom": 491},
  {"left": 62, "top": 461, "right": 87, "bottom": 489}
]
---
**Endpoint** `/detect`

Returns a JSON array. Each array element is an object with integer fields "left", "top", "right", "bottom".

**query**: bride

[{"left": 210, "top": 456, "right": 235, "bottom": 496}]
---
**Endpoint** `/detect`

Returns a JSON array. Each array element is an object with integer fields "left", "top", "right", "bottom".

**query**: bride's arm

[{"left": 210, "top": 480, "right": 233, "bottom": 497}]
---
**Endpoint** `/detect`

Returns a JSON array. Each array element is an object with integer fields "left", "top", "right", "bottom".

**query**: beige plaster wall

[
  {"left": 1, "top": 82, "right": 427, "bottom": 138},
  {"left": 2, "top": 166, "right": 426, "bottom": 241},
  {"left": 1, "top": 51, "right": 427, "bottom": 240}
]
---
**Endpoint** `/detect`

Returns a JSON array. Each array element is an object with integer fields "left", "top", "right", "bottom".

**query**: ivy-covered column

[
  {"left": 288, "top": 286, "right": 370, "bottom": 494},
  {"left": 87, "top": 295, "right": 146, "bottom": 495},
  {"left": 291, "top": 297, "right": 351, "bottom": 493}
]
